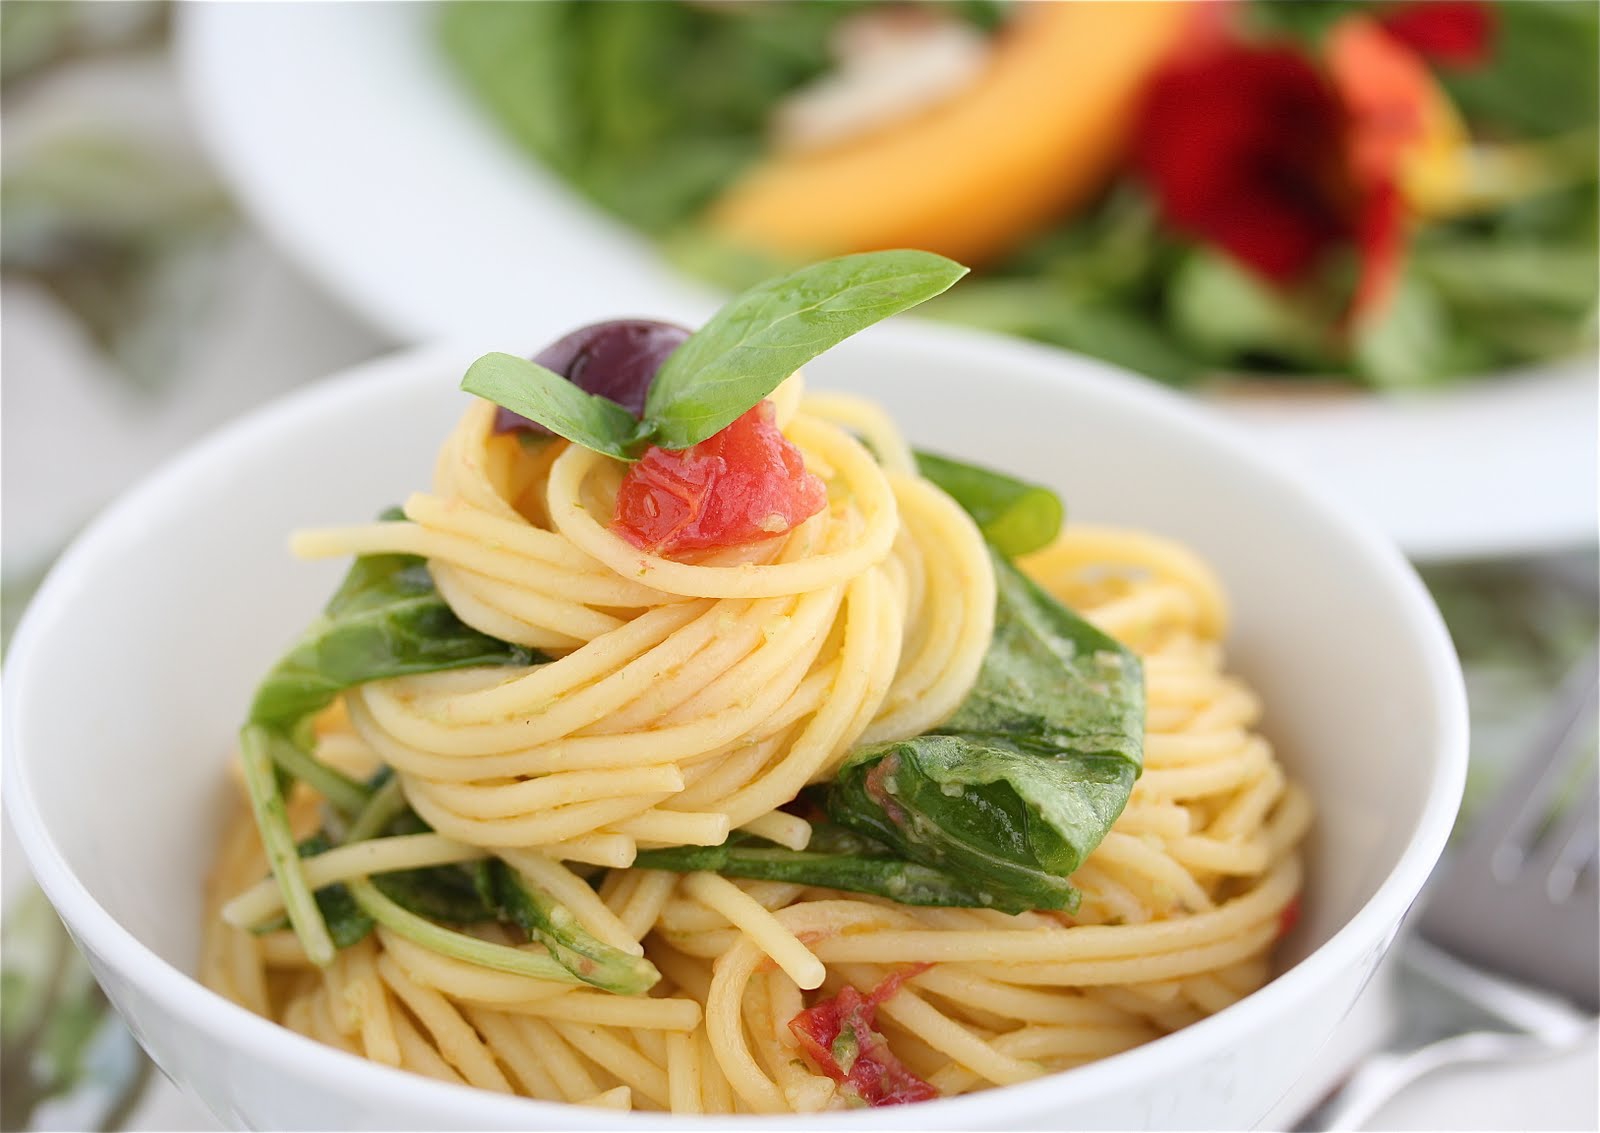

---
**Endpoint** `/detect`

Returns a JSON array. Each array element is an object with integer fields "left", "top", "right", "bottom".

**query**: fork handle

[{"left": 1299, "top": 1030, "right": 1571, "bottom": 1130}]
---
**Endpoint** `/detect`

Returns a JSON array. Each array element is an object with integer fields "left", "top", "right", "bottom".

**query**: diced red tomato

[
  {"left": 788, "top": 964, "right": 937, "bottom": 1107},
  {"left": 1278, "top": 895, "right": 1303, "bottom": 938},
  {"left": 612, "top": 402, "right": 827, "bottom": 556}
]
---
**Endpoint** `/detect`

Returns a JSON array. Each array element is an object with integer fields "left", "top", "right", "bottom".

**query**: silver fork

[{"left": 1298, "top": 648, "right": 1599, "bottom": 1131}]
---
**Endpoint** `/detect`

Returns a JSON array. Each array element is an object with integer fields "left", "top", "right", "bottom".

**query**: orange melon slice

[{"left": 705, "top": 1, "right": 1194, "bottom": 266}]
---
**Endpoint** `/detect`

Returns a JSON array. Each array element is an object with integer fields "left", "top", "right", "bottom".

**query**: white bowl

[{"left": 3, "top": 325, "right": 1468, "bottom": 1130}]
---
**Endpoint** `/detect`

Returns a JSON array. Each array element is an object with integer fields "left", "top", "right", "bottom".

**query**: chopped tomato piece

[
  {"left": 788, "top": 964, "right": 937, "bottom": 1107},
  {"left": 1278, "top": 895, "right": 1303, "bottom": 938},
  {"left": 612, "top": 402, "right": 827, "bottom": 556}
]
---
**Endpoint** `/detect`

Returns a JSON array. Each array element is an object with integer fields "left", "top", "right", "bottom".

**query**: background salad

[{"left": 441, "top": 0, "right": 1598, "bottom": 391}]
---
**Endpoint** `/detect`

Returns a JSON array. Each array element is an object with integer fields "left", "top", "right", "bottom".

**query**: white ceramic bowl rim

[{"left": 3, "top": 332, "right": 1469, "bottom": 1128}]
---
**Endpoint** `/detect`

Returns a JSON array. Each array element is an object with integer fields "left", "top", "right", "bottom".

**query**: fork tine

[
  {"left": 1473, "top": 649, "right": 1599, "bottom": 882},
  {"left": 1534, "top": 767, "right": 1598, "bottom": 904},
  {"left": 1417, "top": 648, "right": 1600, "bottom": 1012}
]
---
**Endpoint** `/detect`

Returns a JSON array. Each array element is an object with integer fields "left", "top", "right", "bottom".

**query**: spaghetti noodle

[{"left": 203, "top": 375, "right": 1309, "bottom": 1114}]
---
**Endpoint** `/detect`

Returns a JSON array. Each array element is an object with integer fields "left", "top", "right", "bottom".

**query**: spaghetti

[{"left": 203, "top": 377, "right": 1309, "bottom": 1114}]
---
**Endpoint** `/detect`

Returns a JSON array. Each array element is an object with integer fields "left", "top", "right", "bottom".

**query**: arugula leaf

[
  {"left": 460, "top": 352, "right": 643, "bottom": 459},
  {"left": 826, "top": 552, "right": 1143, "bottom": 910},
  {"left": 914, "top": 451, "right": 1063, "bottom": 558},
  {"left": 643, "top": 250, "right": 969, "bottom": 450},
  {"left": 633, "top": 826, "right": 1038, "bottom": 912},
  {"left": 485, "top": 861, "right": 659, "bottom": 994}
]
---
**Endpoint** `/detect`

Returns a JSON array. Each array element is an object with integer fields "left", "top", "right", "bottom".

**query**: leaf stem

[
  {"left": 259, "top": 730, "right": 370, "bottom": 817},
  {"left": 344, "top": 775, "right": 408, "bottom": 842},
  {"left": 238, "top": 725, "right": 334, "bottom": 966},
  {"left": 345, "top": 878, "right": 579, "bottom": 985},
  {"left": 488, "top": 861, "right": 659, "bottom": 995}
]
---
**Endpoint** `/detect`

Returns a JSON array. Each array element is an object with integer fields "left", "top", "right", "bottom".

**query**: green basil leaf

[
  {"left": 914, "top": 450, "right": 1063, "bottom": 558},
  {"left": 460, "top": 351, "right": 643, "bottom": 459},
  {"left": 826, "top": 551, "right": 1143, "bottom": 910},
  {"left": 643, "top": 250, "right": 969, "bottom": 450}
]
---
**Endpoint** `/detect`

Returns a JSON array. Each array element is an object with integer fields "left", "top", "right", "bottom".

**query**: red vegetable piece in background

[
  {"left": 789, "top": 965, "right": 937, "bottom": 1107},
  {"left": 492, "top": 319, "right": 690, "bottom": 435},
  {"left": 1325, "top": 16, "right": 1443, "bottom": 323},
  {"left": 1377, "top": 1, "right": 1495, "bottom": 69},
  {"left": 612, "top": 402, "right": 827, "bottom": 556},
  {"left": 1132, "top": 43, "right": 1351, "bottom": 285}
]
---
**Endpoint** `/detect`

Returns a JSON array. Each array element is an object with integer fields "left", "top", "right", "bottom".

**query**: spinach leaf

[
  {"left": 236, "top": 517, "right": 546, "bottom": 965},
  {"left": 372, "top": 864, "right": 496, "bottom": 926},
  {"left": 914, "top": 451, "right": 1063, "bottom": 558},
  {"left": 440, "top": 1, "right": 876, "bottom": 234},
  {"left": 633, "top": 826, "right": 1038, "bottom": 913},
  {"left": 248, "top": 831, "right": 494, "bottom": 944},
  {"left": 1439, "top": 0, "right": 1600, "bottom": 138},
  {"left": 246, "top": 514, "right": 543, "bottom": 815},
  {"left": 296, "top": 834, "right": 374, "bottom": 949},
  {"left": 484, "top": 860, "right": 659, "bottom": 994},
  {"left": 642, "top": 250, "right": 969, "bottom": 450},
  {"left": 460, "top": 352, "right": 644, "bottom": 459},
  {"left": 826, "top": 551, "right": 1143, "bottom": 910}
]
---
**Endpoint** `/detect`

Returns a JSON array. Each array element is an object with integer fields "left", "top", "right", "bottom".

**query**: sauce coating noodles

[{"left": 204, "top": 381, "right": 1309, "bottom": 1113}]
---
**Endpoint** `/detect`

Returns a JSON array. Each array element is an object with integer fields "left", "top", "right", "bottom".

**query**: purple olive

[{"left": 493, "top": 319, "right": 691, "bottom": 435}]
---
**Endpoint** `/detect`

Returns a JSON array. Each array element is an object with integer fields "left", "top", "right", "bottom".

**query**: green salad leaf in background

[{"left": 441, "top": 0, "right": 1597, "bottom": 392}]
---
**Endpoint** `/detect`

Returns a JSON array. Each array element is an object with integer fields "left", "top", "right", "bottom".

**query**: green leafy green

[
  {"left": 440, "top": 1, "right": 905, "bottom": 233},
  {"left": 1168, "top": 250, "right": 1341, "bottom": 372},
  {"left": 640, "top": 549, "right": 1144, "bottom": 913},
  {"left": 245, "top": 515, "right": 543, "bottom": 833},
  {"left": 461, "top": 251, "right": 967, "bottom": 456},
  {"left": 238, "top": 515, "right": 545, "bottom": 965},
  {"left": 484, "top": 861, "right": 660, "bottom": 994},
  {"left": 346, "top": 879, "right": 584, "bottom": 986},
  {"left": 913, "top": 451, "right": 1063, "bottom": 558},
  {"left": 1351, "top": 270, "right": 1460, "bottom": 390},
  {"left": 249, "top": 520, "right": 544, "bottom": 740},
  {"left": 238, "top": 724, "right": 335, "bottom": 966},
  {"left": 642, "top": 250, "right": 968, "bottom": 449},
  {"left": 293, "top": 834, "right": 374, "bottom": 949},
  {"left": 826, "top": 552, "right": 1143, "bottom": 910},
  {"left": 633, "top": 825, "right": 1037, "bottom": 912},
  {"left": 1440, "top": 1, "right": 1600, "bottom": 138},
  {"left": 442, "top": 0, "right": 1596, "bottom": 392},
  {"left": 372, "top": 863, "right": 496, "bottom": 926},
  {"left": 459, "top": 352, "right": 644, "bottom": 458}
]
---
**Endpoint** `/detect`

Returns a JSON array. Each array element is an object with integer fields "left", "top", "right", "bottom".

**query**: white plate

[{"left": 174, "top": 1, "right": 1598, "bottom": 563}]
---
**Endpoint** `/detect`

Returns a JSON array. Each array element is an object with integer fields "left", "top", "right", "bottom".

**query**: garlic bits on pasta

[{"left": 205, "top": 251, "right": 1310, "bottom": 1114}]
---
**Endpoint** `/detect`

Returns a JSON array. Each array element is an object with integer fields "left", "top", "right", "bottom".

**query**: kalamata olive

[{"left": 493, "top": 319, "right": 691, "bottom": 435}]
